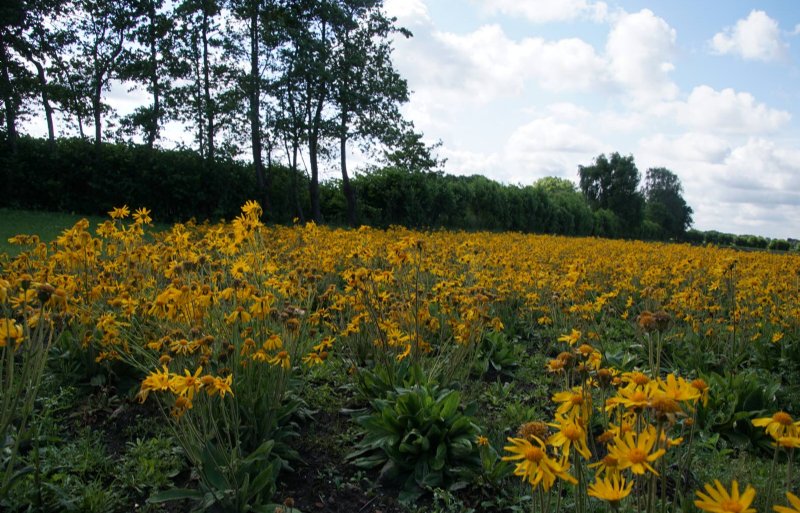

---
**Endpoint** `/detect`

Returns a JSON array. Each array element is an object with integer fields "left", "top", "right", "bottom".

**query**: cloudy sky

[{"left": 381, "top": 0, "right": 800, "bottom": 238}]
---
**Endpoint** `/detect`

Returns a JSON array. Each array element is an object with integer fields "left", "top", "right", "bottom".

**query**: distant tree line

[
  {"left": 3, "top": 1, "right": 790, "bottom": 246},
  {"left": 0, "top": 0, "right": 424, "bottom": 224},
  {"left": 2, "top": 135, "right": 797, "bottom": 249}
]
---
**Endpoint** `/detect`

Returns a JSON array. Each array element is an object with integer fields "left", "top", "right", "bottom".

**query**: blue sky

[{"left": 383, "top": 0, "right": 800, "bottom": 238}]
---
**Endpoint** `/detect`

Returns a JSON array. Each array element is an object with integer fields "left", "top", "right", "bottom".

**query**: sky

[{"left": 379, "top": 0, "right": 800, "bottom": 239}]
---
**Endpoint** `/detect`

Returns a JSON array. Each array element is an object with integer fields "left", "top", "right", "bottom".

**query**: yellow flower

[
  {"left": 657, "top": 374, "right": 700, "bottom": 403},
  {"left": 207, "top": 375, "right": 233, "bottom": 398},
  {"left": 262, "top": 334, "right": 283, "bottom": 351},
  {"left": 133, "top": 207, "right": 152, "bottom": 224},
  {"left": 171, "top": 395, "right": 193, "bottom": 419},
  {"left": 502, "top": 436, "right": 577, "bottom": 491},
  {"left": 476, "top": 435, "right": 489, "bottom": 447},
  {"left": 170, "top": 367, "right": 204, "bottom": 399},
  {"left": 607, "top": 425, "right": 665, "bottom": 475},
  {"left": 774, "top": 491, "right": 800, "bottom": 513},
  {"left": 270, "top": 350, "right": 291, "bottom": 370},
  {"left": 753, "top": 412, "right": 798, "bottom": 440},
  {"left": 0, "top": 318, "right": 24, "bottom": 347},
  {"left": 557, "top": 329, "right": 581, "bottom": 346},
  {"left": 606, "top": 383, "right": 657, "bottom": 412},
  {"left": 694, "top": 480, "right": 756, "bottom": 513},
  {"left": 109, "top": 205, "right": 130, "bottom": 219},
  {"left": 552, "top": 387, "right": 591, "bottom": 419},
  {"left": 548, "top": 415, "right": 591, "bottom": 459},
  {"left": 589, "top": 454, "right": 621, "bottom": 478},
  {"left": 302, "top": 352, "right": 325, "bottom": 366},
  {"left": 138, "top": 365, "right": 172, "bottom": 402},
  {"left": 588, "top": 473, "right": 633, "bottom": 504}
]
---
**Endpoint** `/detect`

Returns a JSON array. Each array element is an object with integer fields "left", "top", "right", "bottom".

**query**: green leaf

[
  {"left": 147, "top": 488, "right": 205, "bottom": 503},
  {"left": 439, "top": 391, "right": 460, "bottom": 418},
  {"left": 431, "top": 443, "right": 447, "bottom": 471},
  {"left": 248, "top": 466, "right": 276, "bottom": 501},
  {"left": 243, "top": 440, "right": 275, "bottom": 466}
]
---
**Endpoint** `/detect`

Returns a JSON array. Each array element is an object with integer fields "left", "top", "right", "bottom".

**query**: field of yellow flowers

[{"left": 1, "top": 201, "right": 799, "bottom": 512}]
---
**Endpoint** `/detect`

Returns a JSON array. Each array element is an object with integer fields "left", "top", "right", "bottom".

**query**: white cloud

[
  {"left": 668, "top": 85, "right": 791, "bottom": 134},
  {"left": 477, "top": 0, "right": 608, "bottom": 23},
  {"left": 710, "top": 10, "right": 786, "bottom": 61},
  {"left": 432, "top": 25, "right": 606, "bottom": 100},
  {"left": 501, "top": 117, "right": 607, "bottom": 181},
  {"left": 606, "top": 9, "right": 678, "bottom": 103},
  {"left": 384, "top": 0, "right": 430, "bottom": 26},
  {"left": 640, "top": 132, "right": 731, "bottom": 163}
]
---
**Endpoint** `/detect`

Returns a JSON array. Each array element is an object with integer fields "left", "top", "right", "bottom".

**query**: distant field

[{"left": 0, "top": 208, "right": 167, "bottom": 257}]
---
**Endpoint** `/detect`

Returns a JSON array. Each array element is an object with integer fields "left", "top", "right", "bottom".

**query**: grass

[{"left": 0, "top": 208, "right": 166, "bottom": 257}]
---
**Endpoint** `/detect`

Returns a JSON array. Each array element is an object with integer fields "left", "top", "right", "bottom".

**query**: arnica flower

[
  {"left": 557, "top": 329, "right": 581, "bottom": 346},
  {"left": 170, "top": 367, "right": 204, "bottom": 399},
  {"left": 546, "top": 358, "right": 566, "bottom": 373},
  {"left": 108, "top": 205, "right": 130, "bottom": 219},
  {"left": 271, "top": 350, "right": 291, "bottom": 370},
  {"left": 171, "top": 396, "right": 193, "bottom": 419},
  {"left": 606, "top": 383, "right": 657, "bottom": 412},
  {"left": 208, "top": 375, "right": 233, "bottom": 398},
  {"left": 552, "top": 387, "right": 591, "bottom": 419},
  {"left": 589, "top": 454, "right": 621, "bottom": 478},
  {"left": 518, "top": 421, "right": 549, "bottom": 441},
  {"left": 657, "top": 374, "right": 700, "bottom": 403},
  {"left": 774, "top": 491, "right": 800, "bottom": 513},
  {"left": 262, "top": 334, "right": 283, "bottom": 351},
  {"left": 620, "top": 371, "right": 651, "bottom": 389},
  {"left": 607, "top": 425, "right": 666, "bottom": 475},
  {"left": 775, "top": 435, "right": 800, "bottom": 449},
  {"left": 548, "top": 415, "right": 591, "bottom": 459},
  {"left": 138, "top": 365, "right": 172, "bottom": 402},
  {"left": 694, "top": 480, "right": 756, "bottom": 513},
  {"left": 691, "top": 378, "right": 710, "bottom": 407},
  {"left": 588, "top": 474, "right": 633, "bottom": 505},
  {"left": 0, "top": 318, "right": 24, "bottom": 347},
  {"left": 753, "top": 411, "right": 797, "bottom": 440},
  {"left": 502, "top": 436, "right": 577, "bottom": 491}
]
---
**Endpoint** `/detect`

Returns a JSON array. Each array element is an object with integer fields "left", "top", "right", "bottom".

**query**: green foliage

[
  {"left": 118, "top": 436, "right": 184, "bottom": 495},
  {"left": 643, "top": 167, "right": 693, "bottom": 238},
  {"left": 149, "top": 439, "right": 282, "bottom": 513},
  {"left": 472, "top": 331, "right": 520, "bottom": 378},
  {"left": 348, "top": 384, "right": 481, "bottom": 501},
  {"left": 0, "top": 136, "right": 306, "bottom": 223},
  {"left": 697, "top": 370, "right": 781, "bottom": 453},
  {"left": 579, "top": 152, "right": 645, "bottom": 234}
]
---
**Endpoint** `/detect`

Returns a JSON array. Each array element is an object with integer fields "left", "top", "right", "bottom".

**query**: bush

[
  {"left": 349, "top": 384, "right": 481, "bottom": 501},
  {"left": 0, "top": 136, "right": 306, "bottom": 223}
]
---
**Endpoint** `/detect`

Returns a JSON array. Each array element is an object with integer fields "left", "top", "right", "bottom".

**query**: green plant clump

[{"left": 349, "top": 384, "right": 481, "bottom": 501}]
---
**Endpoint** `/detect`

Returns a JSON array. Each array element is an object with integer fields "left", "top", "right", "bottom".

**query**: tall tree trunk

[
  {"left": 308, "top": 131, "right": 321, "bottom": 223},
  {"left": 248, "top": 2, "right": 268, "bottom": 214},
  {"left": 146, "top": 1, "right": 159, "bottom": 149},
  {"left": 32, "top": 58, "right": 55, "bottom": 144},
  {"left": 340, "top": 108, "right": 356, "bottom": 226},
  {"left": 0, "top": 40, "right": 18, "bottom": 150},
  {"left": 93, "top": 81, "right": 103, "bottom": 146},
  {"left": 201, "top": 9, "right": 214, "bottom": 162}
]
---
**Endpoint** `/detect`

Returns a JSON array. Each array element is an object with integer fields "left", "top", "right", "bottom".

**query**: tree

[
  {"left": 533, "top": 176, "right": 577, "bottom": 195},
  {"left": 382, "top": 124, "right": 443, "bottom": 174},
  {"left": 0, "top": 0, "right": 34, "bottom": 149},
  {"left": 171, "top": 0, "right": 234, "bottom": 161},
  {"left": 331, "top": 0, "right": 409, "bottom": 226},
  {"left": 578, "top": 152, "right": 644, "bottom": 235},
  {"left": 68, "top": 0, "right": 139, "bottom": 146},
  {"left": 119, "top": 0, "right": 180, "bottom": 148},
  {"left": 643, "top": 167, "right": 693, "bottom": 239}
]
